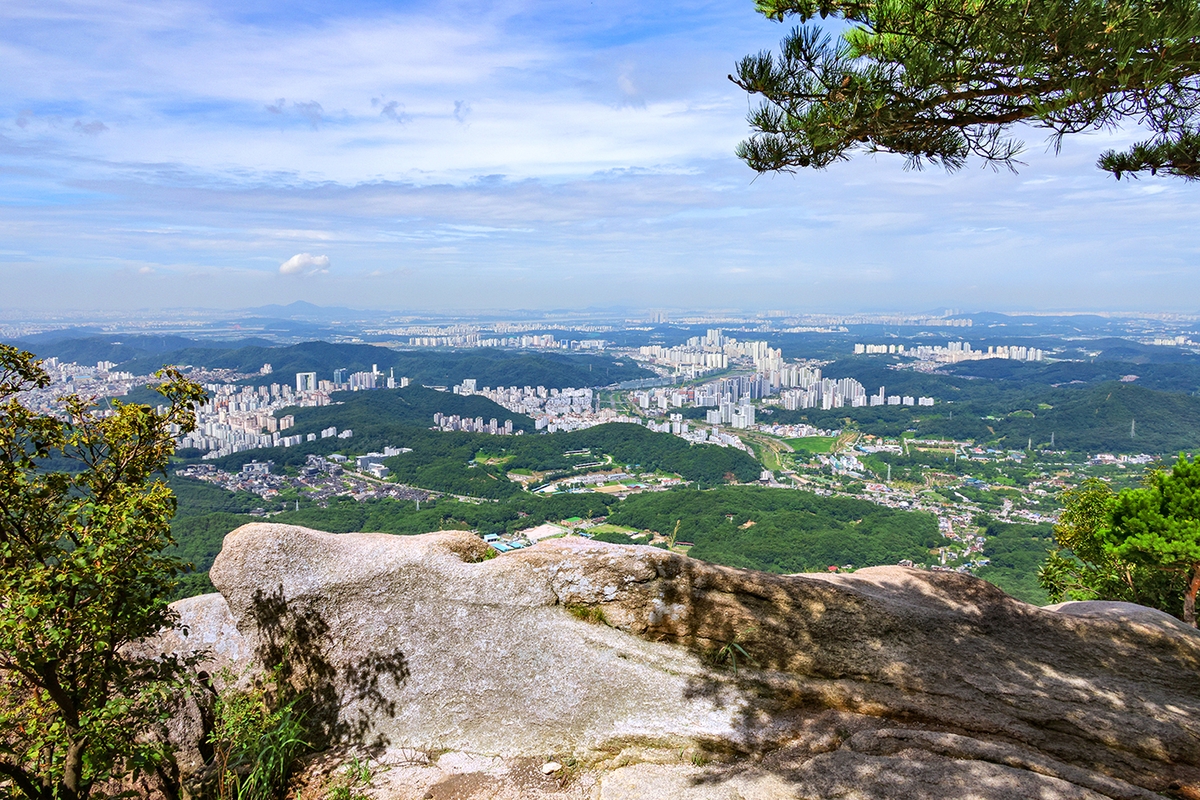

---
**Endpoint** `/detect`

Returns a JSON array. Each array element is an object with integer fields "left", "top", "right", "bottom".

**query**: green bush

[{"left": 210, "top": 669, "right": 310, "bottom": 800}]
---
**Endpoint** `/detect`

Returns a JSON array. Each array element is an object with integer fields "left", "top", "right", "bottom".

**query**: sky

[{"left": 1, "top": 0, "right": 1197, "bottom": 314}]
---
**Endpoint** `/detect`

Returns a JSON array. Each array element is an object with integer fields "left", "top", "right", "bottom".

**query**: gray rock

[
  {"left": 163, "top": 592, "right": 253, "bottom": 679},
  {"left": 203, "top": 524, "right": 1200, "bottom": 799},
  {"left": 1043, "top": 599, "right": 1195, "bottom": 634},
  {"left": 111, "top": 593, "right": 256, "bottom": 798}
]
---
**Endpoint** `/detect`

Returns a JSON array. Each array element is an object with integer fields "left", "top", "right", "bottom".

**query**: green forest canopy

[
  {"left": 608, "top": 487, "right": 944, "bottom": 573},
  {"left": 207, "top": 421, "right": 762, "bottom": 500},
  {"left": 772, "top": 381, "right": 1200, "bottom": 454},
  {"left": 168, "top": 481, "right": 949, "bottom": 598},
  {"left": 132, "top": 341, "right": 651, "bottom": 389}
]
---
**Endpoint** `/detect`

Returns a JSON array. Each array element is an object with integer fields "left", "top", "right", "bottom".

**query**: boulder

[
  {"left": 169, "top": 595, "right": 253, "bottom": 766},
  {"left": 202, "top": 524, "right": 1200, "bottom": 799}
]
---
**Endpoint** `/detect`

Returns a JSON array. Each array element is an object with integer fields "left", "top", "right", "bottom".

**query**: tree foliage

[
  {"left": 0, "top": 344, "right": 206, "bottom": 800},
  {"left": 733, "top": 0, "right": 1200, "bottom": 179},
  {"left": 1039, "top": 477, "right": 1186, "bottom": 617},
  {"left": 1108, "top": 455, "right": 1200, "bottom": 625}
]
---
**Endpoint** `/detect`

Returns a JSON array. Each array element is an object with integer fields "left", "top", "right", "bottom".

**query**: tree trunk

[
  {"left": 1186, "top": 564, "right": 1200, "bottom": 628},
  {"left": 60, "top": 738, "right": 85, "bottom": 800}
]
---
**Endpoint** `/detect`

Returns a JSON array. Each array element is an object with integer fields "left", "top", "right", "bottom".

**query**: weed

[
  {"left": 210, "top": 667, "right": 310, "bottom": 800},
  {"left": 565, "top": 603, "right": 609, "bottom": 626},
  {"left": 213, "top": 690, "right": 312, "bottom": 800},
  {"left": 711, "top": 628, "right": 759, "bottom": 675},
  {"left": 464, "top": 546, "right": 498, "bottom": 563},
  {"left": 346, "top": 756, "right": 372, "bottom": 785},
  {"left": 325, "top": 755, "right": 374, "bottom": 800}
]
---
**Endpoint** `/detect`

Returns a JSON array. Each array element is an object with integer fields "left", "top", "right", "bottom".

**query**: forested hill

[
  {"left": 772, "top": 381, "right": 1200, "bottom": 454},
  {"left": 4, "top": 337, "right": 653, "bottom": 389},
  {"left": 6, "top": 334, "right": 269, "bottom": 366},
  {"left": 130, "top": 341, "right": 651, "bottom": 389},
  {"left": 207, "top": 420, "right": 762, "bottom": 500},
  {"left": 290, "top": 385, "right": 536, "bottom": 433},
  {"left": 606, "top": 486, "right": 943, "bottom": 573}
]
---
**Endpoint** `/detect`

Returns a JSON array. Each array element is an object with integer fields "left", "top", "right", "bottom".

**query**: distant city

[{"left": 12, "top": 305, "right": 1198, "bottom": 595}]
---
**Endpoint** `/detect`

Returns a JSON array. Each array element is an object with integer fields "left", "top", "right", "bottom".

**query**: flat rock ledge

[{"left": 164, "top": 523, "right": 1200, "bottom": 800}]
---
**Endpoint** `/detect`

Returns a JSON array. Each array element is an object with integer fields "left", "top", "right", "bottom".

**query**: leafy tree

[
  {"left": 1039, "top": 477, "right": 1185, "bottom": 617},
  {"left": 733, "top": 0, "right": 1200, "bottom": 179},
  {"left": 0, "top": 345, "right": 206, "bottom": 800},
  {"left": 1108, "top": 455, "right": 1200, "bottom": 625}
]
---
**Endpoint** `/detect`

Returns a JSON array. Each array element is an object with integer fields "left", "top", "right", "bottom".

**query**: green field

[
  {"left": 587, "top": 523, "right": 640, "bottom": 534},
  {"left": 785, "top": 436, "right": 836, "bottom": 453}
]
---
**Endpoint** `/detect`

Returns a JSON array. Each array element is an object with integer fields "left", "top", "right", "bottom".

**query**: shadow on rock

[{"left": 249, "top": 584, "right": 409, "bottom": 750}]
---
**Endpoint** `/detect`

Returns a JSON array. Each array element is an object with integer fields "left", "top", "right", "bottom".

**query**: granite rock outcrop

[{"left": 165, "top": 522, "right": 1200, "bottom": 799}]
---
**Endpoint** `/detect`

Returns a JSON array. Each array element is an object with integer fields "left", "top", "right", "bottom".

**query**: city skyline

[{"left": 2, "top": 0, "right": 1198, "bottom": 313}]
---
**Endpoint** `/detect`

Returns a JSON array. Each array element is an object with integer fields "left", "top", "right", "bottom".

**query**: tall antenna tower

[{"left": 1131, "top": 418, "right": 1136, "bottom": 439}]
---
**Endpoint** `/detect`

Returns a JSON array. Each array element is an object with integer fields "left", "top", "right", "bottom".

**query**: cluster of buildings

[
  {"left": 432, "top": 413, "right": 516, "bottom": 435},
  {"left": 637, "top": 412, "right": 749, "bottom": 450},
  {"left": 182, "top": 364, "right": 417, "bottom": 455},
  {"left": 175, "top": 365, "right": 420, "bottom": 457},
  {"left": 176, "top": 374, "right": 341, "bottom": 458},
  {"left": 447, "top": 375, "right": 756, "bottom": 445},
  {"left": 1149, "top": 335, "right": 1198, "bottom": 346},
  {"left": 15, "top": 357, "right": 141, "bottom": 415},
  {"left": 855, "top": 341, "right": 1046, "bottom": 363},
  {"left": 633, "top": 371, "right": 785, "bottom": 411},
  {"left": 407, "top": 333, "right": 607, "bottom": 350},
  {"left": 630, "top": 369, "right": 934, "bottom": 414},
  {"left": 176, "top": 450, "right": 428, "bottom": 507},
  {"left": 176, "top": 462, "right": 289, "bottom": 501},
  {"left": 302, "top": 365, "right": 410, "bottom": 392},
  {"left": 706, "top": 398, "right": 756, "bottom": 429},
  {"left": 351, "top": 446, "right": 412, "bottom": 478},
  {"left": 1089, "top": 453, "right": 1157, "bottom": 465},
  {"left": 686, "top": 427, "right": 752, "bottom": 450},
  {"left": 457, "top": 381, "right": 620, "bottom": 433},
  {"left": 782, "top": 382, "right": 935, "bottom": 410},
  {"left": 758, "top": 422, "right": 833, "bottom": 439},
  {"left": 636, "top": 329, "right": 789, "bottom": 379}
]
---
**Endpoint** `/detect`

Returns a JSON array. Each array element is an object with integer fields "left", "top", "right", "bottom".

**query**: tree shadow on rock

[{"left": 249, "top": 584, "right": 410, "bottom": 751}]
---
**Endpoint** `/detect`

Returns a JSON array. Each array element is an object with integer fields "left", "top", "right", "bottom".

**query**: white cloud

[{"left": 279, "top": 253, "right": 330, "bottom": 275}]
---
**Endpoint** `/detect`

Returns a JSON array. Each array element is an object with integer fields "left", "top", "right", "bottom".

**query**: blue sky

[{"left": 1, "top": 0, "right": 1197, "bottom": 313}]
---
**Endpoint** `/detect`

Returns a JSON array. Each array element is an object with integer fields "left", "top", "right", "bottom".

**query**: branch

[{"left": 0, "top": 761, "right": 46, "bottom": 800}]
